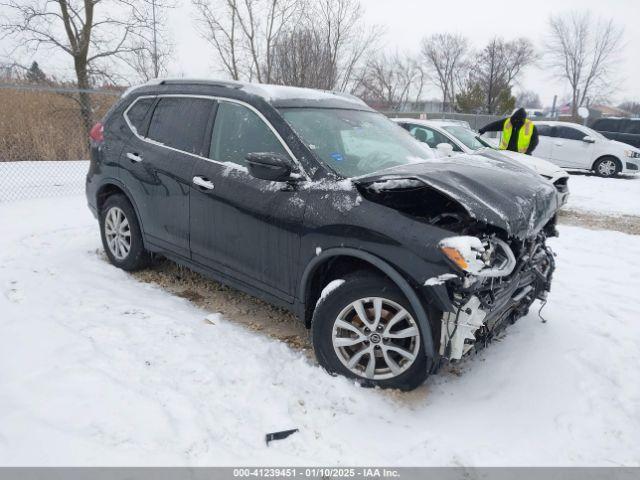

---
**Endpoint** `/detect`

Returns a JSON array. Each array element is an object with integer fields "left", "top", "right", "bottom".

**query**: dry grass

[{"left": 0, "top": 87, "right": 118, "bottom": 162}]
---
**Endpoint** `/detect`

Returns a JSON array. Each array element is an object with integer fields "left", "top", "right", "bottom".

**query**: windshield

[
  {"left": 442, "top": 126, "right": 492, "bottom": 151},
  {"left": 280, "top": 108, "right": 435, "bottom": 177}
]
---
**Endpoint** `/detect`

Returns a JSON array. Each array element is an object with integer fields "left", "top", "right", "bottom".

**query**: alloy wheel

[
  {"left": 332, "top": 297, "right": 421, "bottom": 380},
  {"left": 104, "top": 206, "right": 131, "bottom": 260},
  {"left": 597, "top": 159, "right": 617, "bottom": 176}
]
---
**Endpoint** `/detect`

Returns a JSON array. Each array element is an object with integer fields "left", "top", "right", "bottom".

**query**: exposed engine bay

[{"left": 437, "top": 231, "right": 555, "bottom": 360}]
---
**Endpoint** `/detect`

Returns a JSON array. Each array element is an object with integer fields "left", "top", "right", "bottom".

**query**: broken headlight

[{"left": 439, "top": 235, "right": 516, "bottom": 278}]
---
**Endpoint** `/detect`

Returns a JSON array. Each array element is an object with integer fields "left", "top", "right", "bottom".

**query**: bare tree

[
  {"left": 420, "top": 33, "right": 468, "bottom": 112},
  {"left": 270, "top": 27, "right": 336, "bottom": 89},
  {"left": 193, "top": 0, "right": 299, "bottom": 83},
  {"left": 126, "top": 0, "right": 176, "bottom": 81},
  {"left": 547, "top": 11, "right": 623, "bottom": 117},
  {"left": 193, "top": 0, "right": 379, "bottom": 91},
  {"left": 473, "top": 37, "right": 536, "bottom": 114},
  {"left": 356, "top": 52, "right": 422, "bottom": 110},
  {"left": 1, "top": 0, "right": 147, "bottom": 134},
  {"left": 312, "top": 0, "right": 381, "bottom": 93},
  {"left": 516, "top": 90, "right": 542, "bottom": 109},
  {"left": 618, "top": 101, "right": 640, "bottom": 117}
]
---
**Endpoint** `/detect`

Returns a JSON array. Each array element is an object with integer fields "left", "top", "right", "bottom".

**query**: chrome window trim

[{"left": 122, "top": 93, "right": 310, "bottom": 180}]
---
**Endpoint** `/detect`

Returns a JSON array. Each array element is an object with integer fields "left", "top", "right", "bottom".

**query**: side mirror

[
  {"left": 582, "top": 135, "right": 596, "bottom": 143},
  {"left": 436, "top": 143, "right": 454, "bottom": 157},
  {"left": 245, "top": 152, "right": 295, "bottom": 182}
]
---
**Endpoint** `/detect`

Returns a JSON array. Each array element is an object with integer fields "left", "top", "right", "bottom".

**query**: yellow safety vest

[{"left": 500, "top": 118, "right": 533, "bottom": 153}]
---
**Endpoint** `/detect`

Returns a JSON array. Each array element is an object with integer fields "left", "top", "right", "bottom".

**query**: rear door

[
  {"left": 189, "top": 100, "right": 306, "bottom": 301},
  {"left": 121, "top": 95, "right": 215, "bottom": 257},
  {"left": 549, "top": 125, "right": 594, "bottom": 168}
]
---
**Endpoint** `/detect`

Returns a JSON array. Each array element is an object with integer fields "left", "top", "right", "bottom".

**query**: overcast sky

[
  {"left": 167, "top": 0, "right": 639, "bottom": 107},
  {"left": 3, "top": 0, "right": 639, "bottom": 107}
]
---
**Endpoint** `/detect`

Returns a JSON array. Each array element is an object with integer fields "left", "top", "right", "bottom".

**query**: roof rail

[{"left": 158, "top": 79, "right": 243, "bottom": 89}]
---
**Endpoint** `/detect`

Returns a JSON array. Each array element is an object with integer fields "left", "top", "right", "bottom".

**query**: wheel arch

[
  {"left": 97, "top": 180, "right": 140, "bottom": 220},
  {"left": 299, "top": 248, "right": 436, "bottom": 359},
  {"left": 592, "top": 154, "right": 621, "bottom": 172},
  {"left": 96, "top": 179, "right": 147, "bottom": 243}
]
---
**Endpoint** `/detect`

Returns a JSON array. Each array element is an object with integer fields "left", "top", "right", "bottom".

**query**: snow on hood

[
  {"left": 355, "top": 154, "right": 560, "bottom": 239},
  {"left": 481, "top": 149, "right": 568, "bottom": 179}
]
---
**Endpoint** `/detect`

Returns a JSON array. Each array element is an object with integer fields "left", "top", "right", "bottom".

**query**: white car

[
  {"left": 393, "top": 118, "right": 570, "bottom": 205},
  {"left": 532, "top": 121, "right": 640, "bottom": 178}
]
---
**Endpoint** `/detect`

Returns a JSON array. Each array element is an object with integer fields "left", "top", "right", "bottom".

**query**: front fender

[{"left": 300, "top": 247, "right": 438, "bottom": 359}]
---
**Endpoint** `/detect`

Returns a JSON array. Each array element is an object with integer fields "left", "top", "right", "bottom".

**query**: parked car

[
  {"left": 86, "top": 79, "right": 560, "bottom": 390},
  {"left": 590, "top": 117, "right": 640, "bottom": 149},
  {"left": 393, "top": 118, "right": 570, "bottom": 205},
  {"left": 531, "top": 121, "right": 640, "bottom": 177}
]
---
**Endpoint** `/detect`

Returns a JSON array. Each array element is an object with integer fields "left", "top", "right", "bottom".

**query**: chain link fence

[
  {"left": 0, "top": 83, "right": 120, "bottom": 202},
  {"left": 1, "top": 84, "right": 563, "bottom": 203}
]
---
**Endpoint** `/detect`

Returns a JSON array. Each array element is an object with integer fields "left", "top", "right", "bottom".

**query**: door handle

[
  {"left": 126, "top": 152, "right": 143, "bottom": 163},
  {"left": 554, "top": 142, "right": 563, "bottom": 147},
  {"left": 193, "top": 176, "right": 214, "bottom": 190}
]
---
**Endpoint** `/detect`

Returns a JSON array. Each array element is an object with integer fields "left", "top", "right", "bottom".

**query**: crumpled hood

[{"left": 354, "top": 154, "right": 560, "bottom": 239}]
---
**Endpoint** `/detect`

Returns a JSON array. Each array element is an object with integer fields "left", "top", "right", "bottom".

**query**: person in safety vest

[{"left": 478, "top": 107, "right": 539, "bottom": 155}]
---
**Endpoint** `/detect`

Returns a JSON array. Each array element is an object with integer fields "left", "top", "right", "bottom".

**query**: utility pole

[{"left": 152, "top": 0, "right": 159, "bottom": 78}]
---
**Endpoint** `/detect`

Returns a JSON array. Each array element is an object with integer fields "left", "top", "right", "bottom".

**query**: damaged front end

[
  {"left": 435, "top": 232, "right": 555, "bottom": 359},
  {"left": 354, "top": 163, "right": 560, "bottom": 362}
]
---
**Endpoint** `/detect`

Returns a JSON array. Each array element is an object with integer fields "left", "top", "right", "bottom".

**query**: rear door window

[
  {"left": 147, "top": 97, "right": 214, "bottom": 156},
  {"left": 209, "top": 101, "right": 288, "bottom": 167}
]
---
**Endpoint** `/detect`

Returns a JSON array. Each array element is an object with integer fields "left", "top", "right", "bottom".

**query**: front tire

[
  {"left": 593, "top": 156, "right": 620, "bottom": 177},
  {"left": 311, "top": 273, "right": 429, "bottom": 391},
  {"left": 100, "top": 194, "right": 150, "bottom": 271}
]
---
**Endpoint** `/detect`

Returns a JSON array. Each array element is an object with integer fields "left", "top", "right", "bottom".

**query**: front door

[
  {"left": 549, "top": 125, "right": 594, "bottom": 168},
  {"left": 189, "top": 100, "right": 306, "bottom": 300}
]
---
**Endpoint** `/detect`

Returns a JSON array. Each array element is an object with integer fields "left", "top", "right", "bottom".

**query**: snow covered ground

[
  {"left": 564, "top": 172, "right": 640, "bottom": 217},
  {"left": 1, "top": 195, "right": 639, "bottom": 466}
]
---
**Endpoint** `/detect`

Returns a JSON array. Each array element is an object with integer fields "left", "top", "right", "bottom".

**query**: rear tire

[
  {"left": 311, "top": 273, "right": 429, "bottom": 391},
  {"left": 593, "top": 156, "right": 620, "bottom": 177},
  {"left": 100, "top": 194, "right": 150, "bottom": 271}
]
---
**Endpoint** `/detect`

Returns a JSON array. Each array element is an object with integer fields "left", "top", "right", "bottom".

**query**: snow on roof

[{"left": 122, "top": 78, "right": 369, "bottom": 108}]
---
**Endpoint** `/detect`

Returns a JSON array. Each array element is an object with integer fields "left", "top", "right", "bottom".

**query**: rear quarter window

[{"left": 124, "top": 97, "right": 155, "bottom": 136}]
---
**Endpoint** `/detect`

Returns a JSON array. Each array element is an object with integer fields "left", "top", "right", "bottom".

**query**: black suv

[
  {"left": 591, "top": 117, "right": 640, "bottom": 149},
  {"left": 86, "top": 79, "right": 560, "bottom": 390}
]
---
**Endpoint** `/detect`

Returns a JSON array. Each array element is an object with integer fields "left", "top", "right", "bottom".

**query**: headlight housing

[
  {"left": 624, "top": 149, "right": 640, "bottom": 159},
  {"left": 439, "top": 236, "right": 516, "bottom": 278}
]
